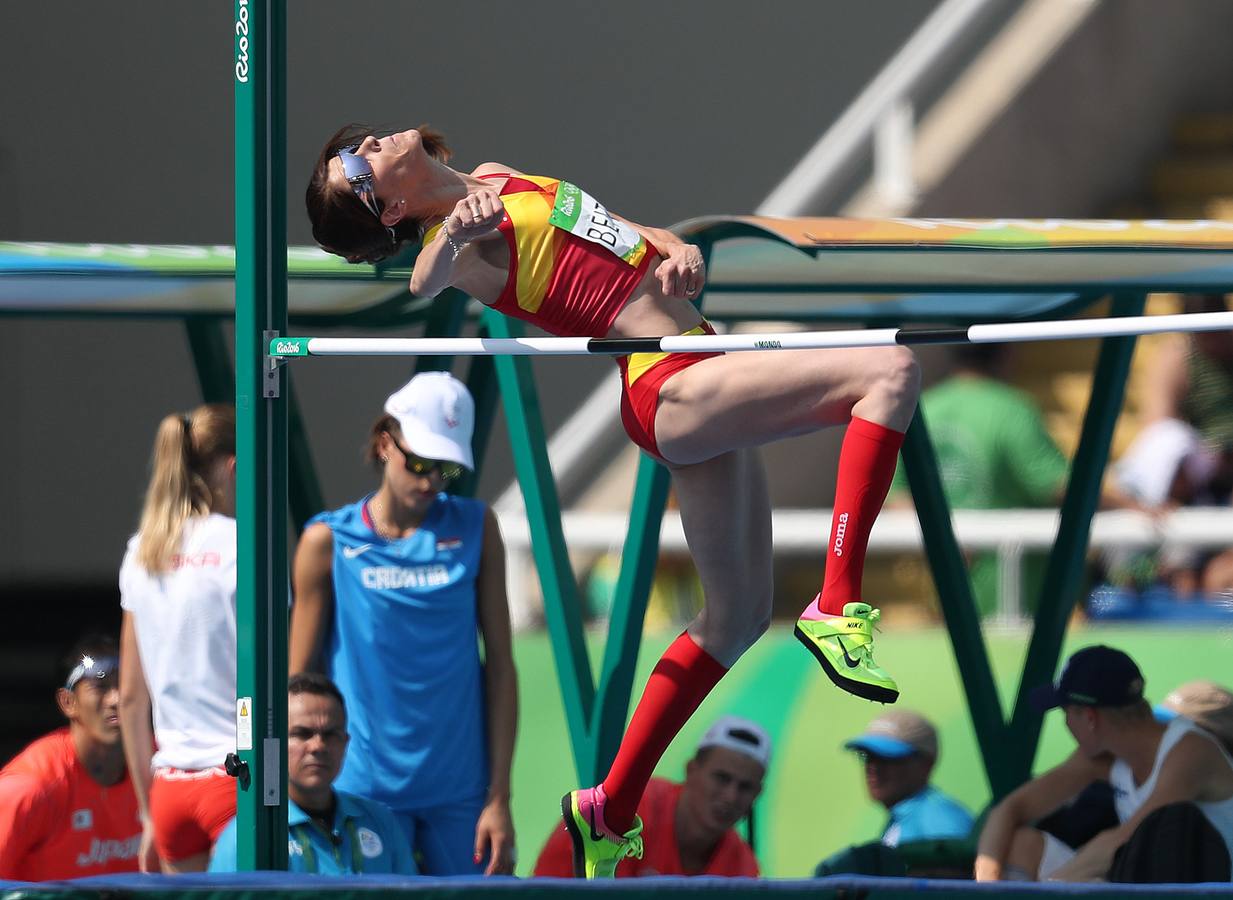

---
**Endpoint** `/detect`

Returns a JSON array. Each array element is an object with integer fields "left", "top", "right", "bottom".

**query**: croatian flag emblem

[{"left": 436, "top": 537, "right": 463, "bottom": 551}]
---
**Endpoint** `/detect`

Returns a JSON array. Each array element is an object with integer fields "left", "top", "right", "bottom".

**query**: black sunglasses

[{"left": 389, "top": 435, "right": 463, "bottom": 482}]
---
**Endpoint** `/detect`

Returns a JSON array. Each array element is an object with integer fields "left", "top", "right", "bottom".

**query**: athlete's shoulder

[
  {"left": 471, "top": 161, "right": 527, "bottom": 178},
  {"left": 309, "top": 498, "right": 368, "bottom": 531},
  {"left": 440, "top": 493, "right": 486, "bottom": 516}
]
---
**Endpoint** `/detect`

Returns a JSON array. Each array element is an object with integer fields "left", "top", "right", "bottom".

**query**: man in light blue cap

[{"left": 844, "top": 709, "right": 973, "bottom": 847}]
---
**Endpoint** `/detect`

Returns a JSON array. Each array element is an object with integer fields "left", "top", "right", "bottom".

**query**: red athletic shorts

[
  {"left": 149, "top": 766, "right": 236, "bottom": 862},
  {"left": 617, "top": 322, "right": 722, "bottom": 460}
]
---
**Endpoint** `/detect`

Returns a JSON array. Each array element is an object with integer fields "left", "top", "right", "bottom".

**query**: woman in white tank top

[{"left": 117, "top": 404, "right": 238, "bottom": 874}]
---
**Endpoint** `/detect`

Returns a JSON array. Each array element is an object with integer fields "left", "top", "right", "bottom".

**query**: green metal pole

[
  {"left": 1004, "top": 292, "right": 1145, "bottom": 784},
  {"left": 287, "top": 379, "right": 324, "bottom": 533},
  {"left": 414, "top": 289, "right": 469, "bottom": 376},
  {"left": 185, "top": 318, "right": 235, "bottom": 403},
  {"left": 459, "top": 324, "right": 498, "bottom": 500},
  {"left": 901, "top": 413, "right": 1013, "bottom": 797},
  {"left": 484, "top": 309, "right": 596, "bottom": 779},
  {"left": 589, "top": 452, "right": 672, "bottom": 781},
  {"left": 234, "top": 0, "right": 288, "bottom": 870}
]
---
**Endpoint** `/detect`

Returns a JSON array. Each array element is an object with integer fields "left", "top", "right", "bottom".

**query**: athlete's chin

[{"left": 399, "top": 490, "right": 437, "bottom": 510}]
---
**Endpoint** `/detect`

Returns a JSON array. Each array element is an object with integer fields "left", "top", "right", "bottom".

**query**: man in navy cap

[{"left": 975, "top": 645, "right": 1233, "bottom": 882}]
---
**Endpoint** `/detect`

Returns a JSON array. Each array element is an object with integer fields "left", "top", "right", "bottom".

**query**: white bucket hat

[{"left": 384, "top": 372, "right": 475, "bottom": 470}]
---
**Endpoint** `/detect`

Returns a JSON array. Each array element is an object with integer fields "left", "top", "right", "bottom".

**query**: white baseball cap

[
  {"left": 384, "top": 372, "right": 475, "bottom": 470},
  {"left": 697, "top": 715, "right": 772, "bottom": 770}
]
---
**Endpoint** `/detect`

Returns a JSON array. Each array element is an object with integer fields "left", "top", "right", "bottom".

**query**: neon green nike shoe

[
  {"left": 794, "top": 596, "right": 899, "bottom": 703},
  {"left": 561, "top": 785, "right": 644, "bottom": 878}
]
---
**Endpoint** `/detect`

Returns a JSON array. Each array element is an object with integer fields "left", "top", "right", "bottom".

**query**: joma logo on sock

[{"left": 833, "top": 512, "right": 849, "bottom": 557}]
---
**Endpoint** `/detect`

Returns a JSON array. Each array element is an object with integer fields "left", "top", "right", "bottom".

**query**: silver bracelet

[{"left": 441, "top": 218, "right": 468, "bottom": 261}]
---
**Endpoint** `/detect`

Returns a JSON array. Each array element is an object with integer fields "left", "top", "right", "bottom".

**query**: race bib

[{"left": 548, "top": 181, "right": 646, "bottom": 266}]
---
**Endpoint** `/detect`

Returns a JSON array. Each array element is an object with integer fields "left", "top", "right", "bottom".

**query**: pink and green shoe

[
  {"left": 794, "top": 595, "right": 899, "bottom": 703},
  {"left": 561, "top": 785, "right": 644, "bottom": 878}
]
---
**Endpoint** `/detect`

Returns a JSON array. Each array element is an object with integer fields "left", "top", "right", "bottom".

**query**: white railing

[
  {"left": 757, "top": 0, "right": 1018, "bottom": 216},
  {"left": 497, "top": 507, "right": 1233, "bottom": 629}
]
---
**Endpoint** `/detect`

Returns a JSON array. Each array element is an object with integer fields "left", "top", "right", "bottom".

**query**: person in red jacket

[
  {"left": 534, "top": 715, "right": 769, "bottom": 878},
  {"left": 0, "top": 635, "right": 142, "bottom": 881}
]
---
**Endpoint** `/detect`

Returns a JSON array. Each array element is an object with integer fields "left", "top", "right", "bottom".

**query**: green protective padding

[{"left": 269, "top": 337, "right": 310, "bottom": 356}]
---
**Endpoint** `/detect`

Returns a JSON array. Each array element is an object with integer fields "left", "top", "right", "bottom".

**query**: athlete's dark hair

[{"left": 306, "top": 123, "right": 451, "bottom": 265}]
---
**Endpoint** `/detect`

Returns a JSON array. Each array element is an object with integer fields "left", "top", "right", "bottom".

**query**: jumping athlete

[{"left": 306, "top": 125, "right": 920, "bottom": 878}]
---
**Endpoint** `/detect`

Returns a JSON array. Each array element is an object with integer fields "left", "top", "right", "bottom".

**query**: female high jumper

[{"left": 306, "top": 125, "right": 919, "bottom": 877}]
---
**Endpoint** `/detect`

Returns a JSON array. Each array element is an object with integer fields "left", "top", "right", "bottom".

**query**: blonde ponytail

[{"left": 136, "top": 403, "right": 236, "bottom": 573}]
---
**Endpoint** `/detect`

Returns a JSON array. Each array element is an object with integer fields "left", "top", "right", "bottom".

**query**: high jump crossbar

[{"left": 269, "top": 309, "right": 1233, "bottom": 358}]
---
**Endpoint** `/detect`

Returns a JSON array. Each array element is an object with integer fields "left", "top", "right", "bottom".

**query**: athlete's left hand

[
  {"left": 474, "top": 796, "right": 516, "bottom": 875},
  {"left": 656, "top": 243, "right": 706, "bottom": 299}
]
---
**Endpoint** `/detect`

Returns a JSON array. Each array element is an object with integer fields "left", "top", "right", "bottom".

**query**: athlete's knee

[
  {"left": 877, "top": 346, "right": 920, "bottom": 401},
  {"left": 729, "top": 606, "right": 772, "bottom": 657},
  {"left": 693, "top": 606, "right": 770, "bottom": 665}
]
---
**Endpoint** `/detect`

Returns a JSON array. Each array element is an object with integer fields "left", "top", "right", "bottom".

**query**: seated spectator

[
  {"left": 1109, "top": 292, "right": 1233, "bottom": 594},
  {"left": 1109, "top": 418, "right": 1222, "bottom": 593},
  {"left": 844, "top": 710, "right": 972, "bottom": 849},
  {"left": 209, "top": 673, "right": 416, "bottom": 875},
  {"left": 1158, "top": 680, "right": 1233, "bottom": 754},
  {"left": 1031, "top": 679, "right": 1233, "bottom": 855},
  {"left": 534, "top": 715, "right": 768, "bottom": 877},
  {"left": 976, "top": 646, "right": 1233, "bottom": 882},
  {"left": 0, "top": 635, "right": 142, "bottom": 881},
  {"left": 1136, "top": 293, "right": 1233, "bottom": 488}
]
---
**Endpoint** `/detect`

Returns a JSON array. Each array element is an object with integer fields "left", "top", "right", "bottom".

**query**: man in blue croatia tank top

[{"left": 290, "top": 373, "right": 518, "bottom": 876}]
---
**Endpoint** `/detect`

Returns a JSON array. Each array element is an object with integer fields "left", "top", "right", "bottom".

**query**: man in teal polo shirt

[
  {"left": 845, "top": 709, "right": 973, "bottom": 847},
  {"left": 209, "top": 673, "right": 416, "bottom": 875}
]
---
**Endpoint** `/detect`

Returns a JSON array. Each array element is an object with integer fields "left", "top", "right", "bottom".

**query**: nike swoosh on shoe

[{"left": 836, "top": 636, "right": 862, "bottom": 669}]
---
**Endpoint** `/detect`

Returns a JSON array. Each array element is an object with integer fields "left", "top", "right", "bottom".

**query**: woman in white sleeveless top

[{"left": 117, "top": 404, "right": 238, "bottom": 873}]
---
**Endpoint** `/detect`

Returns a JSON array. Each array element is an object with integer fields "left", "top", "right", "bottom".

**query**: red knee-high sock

[
  {"left": 601, "top": 632, "right": 727, "bottom": 833},
  {"left": 818, "top": 416, "right": 905, "bottom": 615}
]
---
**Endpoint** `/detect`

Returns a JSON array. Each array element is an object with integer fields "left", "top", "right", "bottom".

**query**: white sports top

[
  {"left": 119, "top": 514, "right": 237, "bottom": 770},
  {"left": 1110, "top": 716, "right": 1233, "bottom": 858}
]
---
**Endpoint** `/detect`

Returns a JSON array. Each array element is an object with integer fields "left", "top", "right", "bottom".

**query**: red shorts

[
  {"left": 149, "top": 766, "right": 236, "bottom": 862},
  {"left": 618, "top": 322, "right": 722, "bottom": 460}
]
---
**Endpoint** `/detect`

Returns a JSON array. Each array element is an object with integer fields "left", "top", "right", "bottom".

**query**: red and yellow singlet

[{"left": 424, "top": 174, "right": 658, "bottom": 337}]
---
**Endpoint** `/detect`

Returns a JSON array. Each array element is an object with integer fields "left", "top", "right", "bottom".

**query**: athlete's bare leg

[
  {"left": 668, "top": 447, "right": 774, "bottom": 666},
  {"left": 658, "top": 343, "right": 918, "bottom": 700},
  {"left": 654, "top": 345, "right": 918, "bottom": 465}
]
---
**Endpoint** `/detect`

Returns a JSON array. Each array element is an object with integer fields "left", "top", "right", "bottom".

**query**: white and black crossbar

[{"left": 269, "top": 310, "right": 1233, "bottom": 359}]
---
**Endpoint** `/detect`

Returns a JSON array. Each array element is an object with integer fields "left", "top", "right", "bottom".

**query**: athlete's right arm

[
  {"left": 289, "top": 522, "right": 336, "bottom": 674},
  {"left": 975, "top": 749, "right": 1109, "bottom": 881},
  {"left": 118, "top": 612, "right": 159, "bottom": 873}
]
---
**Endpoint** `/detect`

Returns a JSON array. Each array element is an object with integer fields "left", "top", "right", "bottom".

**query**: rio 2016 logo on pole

[{"left": 235, "top": 0, "right": 250, "bottom": 83}]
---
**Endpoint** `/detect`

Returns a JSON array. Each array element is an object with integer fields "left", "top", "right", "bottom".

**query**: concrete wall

[{"left": 920, "top": 0, "right": 1233, "bottom": 216}]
